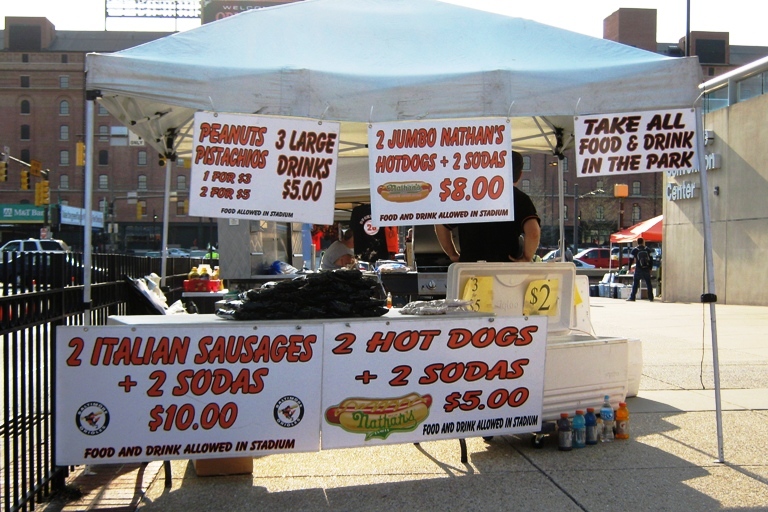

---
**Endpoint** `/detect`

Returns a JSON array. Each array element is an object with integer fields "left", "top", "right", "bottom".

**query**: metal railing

[{"left": 0, "top": 253, "right": 192, "bottom": 511}]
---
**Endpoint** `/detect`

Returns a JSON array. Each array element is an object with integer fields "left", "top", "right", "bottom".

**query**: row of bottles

[
  {"left": 188, "top": 265, "right": 220, "bottom": 280},
  {"left": 557, "top": 396, "right": 629, "bottom": 451}
]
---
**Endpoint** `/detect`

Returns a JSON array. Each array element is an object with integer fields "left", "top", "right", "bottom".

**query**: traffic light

[
  {"left": 34, "top": 182, "right": 42, "bottom": 206},
  {"left": 136, "top": 202, "right": 143, "bottom": 219},
  {"left": 0, "top": 161, "right": 6, "bottom": 182},
  {"left": 76, "top": 142, "right": 86, "bottom": 166},
  {"left": 183, "top": 199, "right": 189, "bottom": 214},
  {"left": 39, "top": 180, "right": 50, "bottom": 205},
  {"left": 20, "top": 169, "right": 30, "bottom": 190}
]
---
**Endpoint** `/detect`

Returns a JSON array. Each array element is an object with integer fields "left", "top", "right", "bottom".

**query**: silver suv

[{"left": 0, "top": 238, "right": 70, "bottom": 253}]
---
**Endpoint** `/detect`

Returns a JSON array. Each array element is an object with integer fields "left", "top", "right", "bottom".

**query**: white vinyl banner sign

[
  {"left": 321, "top": 315, "right": 547, "bottom": 449},
  {"left": 55, "top": 325, "right": 323, "bottom": 465},
  {"left": 368, "top": 118, "right": 514, "bottom": 227},
  {"left": 189, "top": 112, "right": 339, "bottom": 225},
  {"left": 574, "top": 108, "right": 698, "bottom": 177}
]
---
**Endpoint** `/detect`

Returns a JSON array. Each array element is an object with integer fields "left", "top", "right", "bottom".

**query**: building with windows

[
  {"left": 0, "top": 17, "right": 206, "bottom": 251},
  {"left": 662, "top": 56, "right": 768, "bottom": 305},
  {"left": 527, "top": 7, "right": 768, "bottom": 251}
]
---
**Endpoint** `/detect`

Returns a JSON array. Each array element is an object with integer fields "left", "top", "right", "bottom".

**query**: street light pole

[
  {"left": 614, "top": 183, "right": 629, "bottom": 230},
  {"left": 614, "top": 183, "right": 629, "bottom": 268}
]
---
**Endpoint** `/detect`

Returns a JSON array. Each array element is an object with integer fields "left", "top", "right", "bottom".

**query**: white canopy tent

[
  {"left": 82, "top": 0, "right": 723, "bottom": 458},
  {"left": 82, "top": 0, "right": 723, "bottom": 459},
  {"left": 84, "top": 0, "right": 701, "bottom": 275},
  {"left": 84, "top": 0, "right": 701, "bottom": 268},
  {"left": 85, "top": 0, "right": 701, "bottom": 166}
]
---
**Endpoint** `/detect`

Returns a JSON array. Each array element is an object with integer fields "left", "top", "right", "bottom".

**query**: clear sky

[{"left": 1, "top": 0, "right": 767, "bottom": 47}]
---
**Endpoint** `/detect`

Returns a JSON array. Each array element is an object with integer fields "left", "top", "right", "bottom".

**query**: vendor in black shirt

[{"left": 435, "top": 151, "right": 541, "bottom": 262}]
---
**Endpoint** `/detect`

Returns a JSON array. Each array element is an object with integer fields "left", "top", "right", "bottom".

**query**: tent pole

[
  {"left": 160, "top": 159, "right": 172, "bottom": 288},
  {"left": 696, "top": 107, "right": 724, "bottom": 463},
  {"left": 83, "top": 95, "right": 95, "bottom": 325},
  {"left": 557, "top": 157, "right": 565, "bottom": 261}
]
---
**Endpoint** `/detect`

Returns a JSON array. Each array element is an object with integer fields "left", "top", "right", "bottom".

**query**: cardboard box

[{"left": 193, "top": 457, "right": 253, "bottom": 476}]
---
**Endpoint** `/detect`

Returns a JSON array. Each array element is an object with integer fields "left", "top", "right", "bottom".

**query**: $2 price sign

[{"left": 522, "top": 279, "right": 559, "bottom": 317}]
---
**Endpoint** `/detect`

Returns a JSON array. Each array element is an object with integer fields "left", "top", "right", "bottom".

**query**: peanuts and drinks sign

[
  {"left": 189, "top": 112, "right": 339, "bottom": 225},
  {"left": 55, "top": 315, "right": 546, "bottom": 464},
  {"left": 367, "top": 118, "right": 514, "bottom": 226},
  {"left": 574, "top": 108, "right": 698, "bottom": 177}
]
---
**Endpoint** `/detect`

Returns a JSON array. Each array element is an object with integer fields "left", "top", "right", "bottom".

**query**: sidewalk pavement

[{"left": 44, "top": 297, "right": 768, "bottom": 511}]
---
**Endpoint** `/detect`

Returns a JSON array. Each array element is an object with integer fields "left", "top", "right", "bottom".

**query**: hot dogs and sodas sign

[
  {"left": 322, "top": 315, "right": 546, "bottom": 449},
  {"left": 368, "top": 118, "right": 515, "bottom": 227}
]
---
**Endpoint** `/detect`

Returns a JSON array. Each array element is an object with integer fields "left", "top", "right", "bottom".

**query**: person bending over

[{"left": 320, "top": 230, "right": 356, "bottom": 270}]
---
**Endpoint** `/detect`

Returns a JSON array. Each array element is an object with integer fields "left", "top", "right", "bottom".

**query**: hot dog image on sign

[
  {"left": 324, "top": 393, "right": 433, "bottom": 441},
  {"left": 368, "top": 118, "right": 514, "bottom": 227},
  {"left": 376, "top": 181, "right": 433, "bottom": 203}
]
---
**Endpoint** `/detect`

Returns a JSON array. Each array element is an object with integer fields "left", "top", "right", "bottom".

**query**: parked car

[
  {"left": 611, "top": 246, "right": 633, "bottom": 263},
  {"left": 167, "top": 248, "right": 191, "bottom": 257},
  {"left": 541, "top": 248, "right": 578, "bottom": 262},
  {"left": 572, "top": 258, "right": 595, "bottom": 268},
  {"left": 190, "top": 249, "right": 219, "bottom": 259},
  {"left": 0, "top": 251, "right": 106, "bottom": 290},
  {"left": 541, "top": 251, "right": 595, "bottom": 268},
  {"left": 573, "top": 247, "right": 611, "bottom": 268},
  {"left": 0, "top": 238, "right": 70, "bottom": 253}
]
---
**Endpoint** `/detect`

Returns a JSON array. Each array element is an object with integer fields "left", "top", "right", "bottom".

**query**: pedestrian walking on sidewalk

[{"left": 627, "top": 237, "right": 654, "bottom": 302}]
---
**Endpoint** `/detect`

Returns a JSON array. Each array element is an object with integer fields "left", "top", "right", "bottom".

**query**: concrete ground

[{"left": 47, "top": 297, "right": 768, "bottom": 511}]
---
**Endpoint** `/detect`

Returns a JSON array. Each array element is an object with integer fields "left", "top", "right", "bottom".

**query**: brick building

[{"left": 0, "top": 17, "right": 205, "bottom": 251}]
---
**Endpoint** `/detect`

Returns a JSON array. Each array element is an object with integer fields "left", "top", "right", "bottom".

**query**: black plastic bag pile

[{"left": 216, "top": 270, "right": 389, "bottom": 320}]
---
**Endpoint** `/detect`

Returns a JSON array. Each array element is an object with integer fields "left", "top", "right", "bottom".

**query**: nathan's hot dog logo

[
  {"left": 325, "top": 393, "right": 432, "bottom": 440},
  {"left": 377, "top": 181, "right": 432, "bottom": 203}
]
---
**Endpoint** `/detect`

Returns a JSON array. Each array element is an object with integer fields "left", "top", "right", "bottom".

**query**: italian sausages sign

[
  {"left": 574, "top": 108, "right": 698, "bottom": 177},
  {"left": 368, "top": 118, "right": 514, "bottom": 227},
  {"left": 190, "top": 112, "right": 339, "bottom": 225},
  {"left": 55, "top": 324, "right": 323, "bottom": 465}
]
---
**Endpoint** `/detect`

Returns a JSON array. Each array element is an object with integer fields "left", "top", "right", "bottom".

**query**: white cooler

[{"left": 446, "top": 262, "right": 639, "bottom": 418}]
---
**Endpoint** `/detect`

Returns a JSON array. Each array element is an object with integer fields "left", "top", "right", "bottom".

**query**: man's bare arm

[
  {"left": 522, "top": 219, "right": 541, "bottom": 262},
  {"left": 434, "top": 225, "right": 460, "bottom": 262}
]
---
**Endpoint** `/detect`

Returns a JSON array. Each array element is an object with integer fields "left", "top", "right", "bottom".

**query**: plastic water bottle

[
  {"left": 600, "top": 395, "right": 615, "bottom": 442},
  {"left": 557, "top": 413, "right": 573, "bottom": 451},
  {"left": 572, "top": 410, "right": 586, "bottom": 448},
  {"left": 584, "top": 407, "right": 598, "bottom": 445},
  {"left": 615, "top": 401, "right": 630, "bottom": 439},
  {"left": 386, "top": 292, "right": 393, "bottom": 309}
]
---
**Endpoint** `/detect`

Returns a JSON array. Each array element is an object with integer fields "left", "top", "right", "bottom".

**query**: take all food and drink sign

[{"left": 574, "top": 108, "right": 698, "bottom": 177}]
